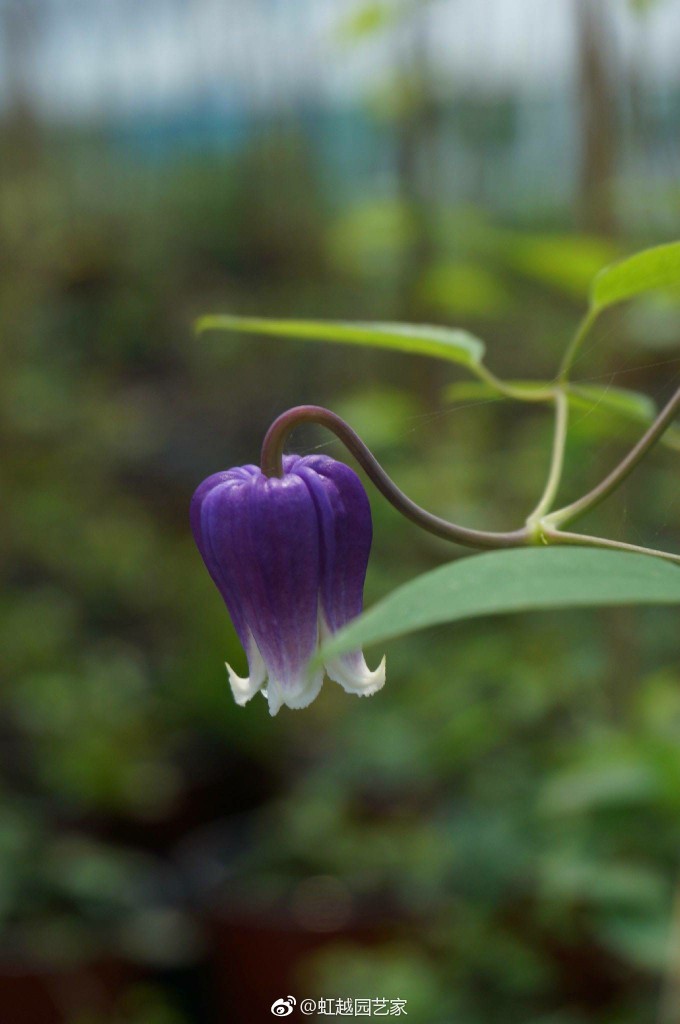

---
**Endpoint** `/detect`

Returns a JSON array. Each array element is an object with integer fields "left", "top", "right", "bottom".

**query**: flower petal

[
  {"left": 263, "top": 666, "right": 324, "bottom": 716},
  {"left": 294, "top": 455, "right": 385, "bottom": 694},
  {"left": 324, "top": 654, "right": 386, "bottom": 697},
  {"left": 192, "top": 455, "right": 385, "bottom": 713},
  {"left": 198, "top": 464, "right": 322, "bottom": 712},
  {"left": 294, "top": 456, "right": 372, "bottom": 624},
  {"left": 190, "top": 467, "right": 258, "bottom": 647},
  {"left": 319, "top": 613, "right": 386, "bottom": 697},
  {"left": 226, "top": 629, "right": 267, "bottom": 706}
]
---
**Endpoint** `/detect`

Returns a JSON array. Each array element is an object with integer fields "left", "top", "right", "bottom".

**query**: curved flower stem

[
  {"left": 261, "top": 405, "right": 531, "bottom": 550},
  {"left": 545, "top": 384, "right": 680, "bottom": 529},
  {"left": 526, "top": 389, "right": 570, "bottom": 526},
  {"left": 543, "top": 527, "right": 680, "bottom": 567}
]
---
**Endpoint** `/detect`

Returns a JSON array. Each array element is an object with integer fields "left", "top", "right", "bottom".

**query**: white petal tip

[
  {"left": 264, "top": 672, "right": 324, "bottom": 715},
  {"left": 262, "top": 686, "right": 283, "bottom": 716},
  {"left": 226, "top": 662, "right": 263, "bottom": 707},
  {"left": 325, "top": 653, "right": 386, "bottom": 697},
  {"left": 358, "top": 655, "right": 386, "bottom": 696}
]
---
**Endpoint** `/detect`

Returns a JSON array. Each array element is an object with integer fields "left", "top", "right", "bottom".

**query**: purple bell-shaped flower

[{"left": 190, "top": 454, "right": 385, "bottom": 715}]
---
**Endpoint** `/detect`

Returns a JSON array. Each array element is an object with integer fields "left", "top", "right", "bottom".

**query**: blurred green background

[{"left": 2, "top": 1, "right": 680, "bottom": 1021}]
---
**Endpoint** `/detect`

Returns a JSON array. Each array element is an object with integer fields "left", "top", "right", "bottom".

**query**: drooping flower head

[{"left": 190, "top": 454, "right": 385, "bottom": 715}]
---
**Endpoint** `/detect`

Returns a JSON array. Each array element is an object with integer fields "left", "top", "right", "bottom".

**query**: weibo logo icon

[{"left": 271, "top": 996, "right": 296, "bottom": 1016}]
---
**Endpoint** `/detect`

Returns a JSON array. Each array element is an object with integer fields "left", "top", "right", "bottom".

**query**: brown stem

[{"left": 260, "top": 405, "right": 531, "bottom": 550}]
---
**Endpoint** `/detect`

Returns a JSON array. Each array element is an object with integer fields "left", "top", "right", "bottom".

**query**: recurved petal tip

[
  {"left": 324, "top": 652, "right": 386, "bottom": 698},
  {"left": 226, "top": 639, "right": 267, "bottom": 707},
  {"left": 226, "top": 663, "right": 262, "bottom": 706}
]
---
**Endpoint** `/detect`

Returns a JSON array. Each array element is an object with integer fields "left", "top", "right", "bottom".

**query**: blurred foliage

[
  {"left": 338, "top": 2, "right": 409, "bottom": 41},
  {"left": 0, "top": 801, "right": 194, "bottom": 969},
  {"left": 303, "top": 943, "right": 454, "bottom": 1020},
  {"left": 1, "top": 7, "right": 680, "bottom": 1022},
  {"left": 70, "top": 984, "right": 189, "bottom": 1024}
]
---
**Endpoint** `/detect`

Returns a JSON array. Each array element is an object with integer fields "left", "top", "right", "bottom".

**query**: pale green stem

[
  {"left": 526, "top": 390, "right": 570, "bottom": 526},
  {"left": 545, "top": 384, "right": 680, "bottom": 528},
  {"left": 543, "top": 527, "right": 680, "bottom": 567},
  {"left": 558, "top": 307, "right": 599, "bottom": 382},
  {"left": 472, "top": 361, "right": 556, "bottom": 402}
]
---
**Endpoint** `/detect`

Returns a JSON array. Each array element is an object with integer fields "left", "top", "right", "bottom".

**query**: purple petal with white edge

[
  {"left": 319, "top": 616, "right": 386, "bottom": 698},
  {"left": 226, "top": 627, "right": 267, "bottom": 707},
  {"left": 190, "top": 467, "right": 269, "bottom": 708},
  {"left": 294, "top": 455, "right": 385, "bottom": 697},
  {"left": 199, "top": 461, "right": 323, "bottom": 714}
]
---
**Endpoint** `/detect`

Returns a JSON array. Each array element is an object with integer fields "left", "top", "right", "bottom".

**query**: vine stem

[
  {"left": 558, "top": 307, "right": 599, "bottom": 381},
  {"left": 473, "top": 362, "right": 557, "bottom": 402},
  {"left": 545, "top": 384, "right": 680, "bottom": 528},
  {"left": 260, "top": 405, "right": 530, "bottom": 549},
  {"left": 260, "top": 401, "right": 680, "bottom": 567},
  {"left": 526, "top": 389, "right": 569, "bottom": 525},
  {"left": 542, "top": 527, "right": 680, "bottom": 567}
]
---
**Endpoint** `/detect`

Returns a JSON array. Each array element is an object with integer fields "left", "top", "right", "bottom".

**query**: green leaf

[
  {"left": 567, "top": 384, "right": 680, "bottom": 449},
  {"left": 568, "top": 385, "right": 680, "bottom": 452},
  {"left": 567, "top": 383, "right": 656, "bottom": 422},
  {"left": 444, "top": 380, "right": 548, "bottom": 403},
  {"left": 197, "top": 315, "right": 485, "bottom": 367},
  {"left": 443, "top": 380, "right": 680, "bottom": 452},
  {"left": 444, "top": 378, "right": 653, "bottom": 418},
  {"left": 591, "top": 241, "right": 680, "bottom": 312},
  {"left": 319, "top": 549, "right": 680, "bottom": 660}
]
